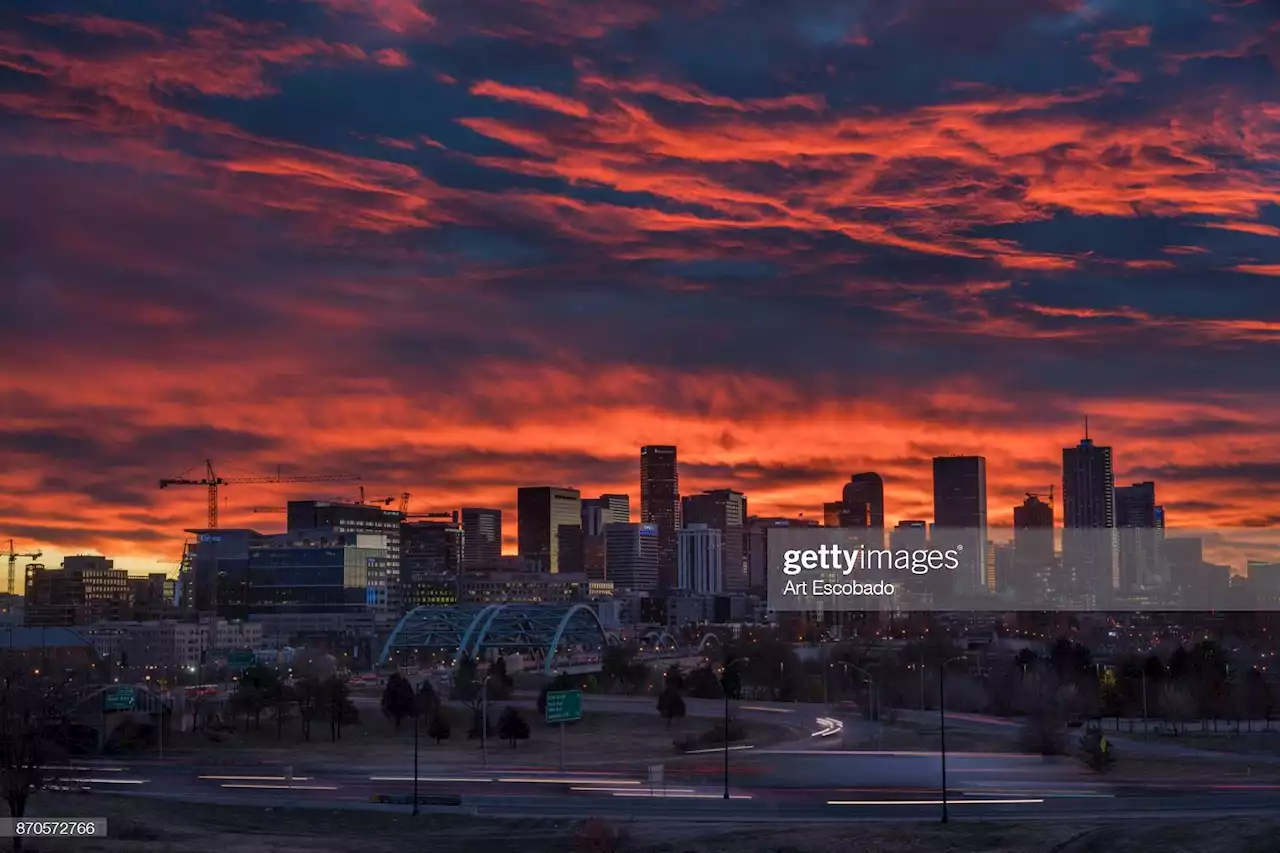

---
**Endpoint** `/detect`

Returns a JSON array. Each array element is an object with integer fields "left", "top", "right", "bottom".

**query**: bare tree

[{"left": 0, "top": 672, "right": 70, "bottom": 851}]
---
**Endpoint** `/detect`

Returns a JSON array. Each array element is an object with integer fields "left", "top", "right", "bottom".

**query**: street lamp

[
  {"left": 480, "top": 674, "right": 493, "bottom": 769},
  {"left": 722, "top": 657, "right": 750, "bottom": 800},
  {"left": 939, "top": 655, "right": 966, "bottom": 824},
  {"left": 840, "top": 662, "right": 877, "bottom": 724}
]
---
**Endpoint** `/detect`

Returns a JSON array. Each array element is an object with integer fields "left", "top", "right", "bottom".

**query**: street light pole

[
  {"left": 940, "top": 655, "right": 966, "bottom": 824},
  {"left": 723, "top": 657, "right": 750, "bottom": 800},
  {"left": 481, "top": 674, "right": 492, "bottom": 769},
  {"left": 413, "top": 706, "right": 420, "bottom": 815}
]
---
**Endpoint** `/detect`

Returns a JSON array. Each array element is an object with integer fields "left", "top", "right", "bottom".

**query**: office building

[
  {"left": 24, "top": 556, "right": 131, "bottom": 627},
  {"left": 890, "top": 520, "right": 929, "bottom": 552},
  {"left": 1062, "top": 433, "right": 1117, "bottom": 598},
  {"left": 460, "top": 508, "right": 502, "bottom": 567},
  {"left": 287, "top": 501, "right": 403, "bottom": 611},
  {"left": 604, "top": 522, "right": 659, "bottom": 591},
  {"left": 681, "top": 489, "right": 747, "bottom": 592},
  {"left": 402, "top": 519, "right": 463, "bottom": 607},
  {"left": 1116, "top": 481, "right": 1162, "bottom": 591},
  {"left": 745, "top": 516, "right": 819, "bottom": 593},
  {"left": 640, "top": 445, "right": 680, "bottom": 590},
  {"left": 1013, "top": 494, "right": 1055, "bottom": 598},
  {"left": 517, "top": 486, "right": 582, "bottom": 574},
  {"left": 932, "top": 456, "right": 988, "bottom": 594},
  {"left": 678, "top": 524, "right": 724, "bottom": 594},
  {"left": 581, "top": 494, "right": 630, "bottom": 579},
  {"left": 841, "top": 472, "right": 885, "bottom": 529},
  {"left": 823, "top": 502, "right": 844, "bottom": 527}
]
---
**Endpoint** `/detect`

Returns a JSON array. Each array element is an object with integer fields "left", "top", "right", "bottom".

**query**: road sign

[
  {"left": 103, "top": 686, "right": 135, "bottom": 711},
  {"left": 648, "top": 764, "right": 663, "bottom": 786},
  {"left": 545, "top": 689, "right": 582, "bottom": 724},
  {"left": 228, "top": 651, "right": 255, "bottom": 668}
]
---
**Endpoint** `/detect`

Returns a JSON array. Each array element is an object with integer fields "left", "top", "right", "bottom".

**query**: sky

[{"left": 1, "top": 0, "right": 1279, "bottom": 577}]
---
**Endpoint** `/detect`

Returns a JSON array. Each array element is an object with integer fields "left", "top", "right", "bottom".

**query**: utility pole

[
  {"left": 940, "top": 655, "right": 966, "bottom": 824},
  {"left": 722, "top": 657, "right": 750, "bottom": 800}
]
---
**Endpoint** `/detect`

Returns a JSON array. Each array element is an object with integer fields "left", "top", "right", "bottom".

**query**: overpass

[
  {"left": 378, "top": 604, "right": 723, "bottom": 675},
  {"left": 69, "top": 684, "right": 174, "bottom": 745}
]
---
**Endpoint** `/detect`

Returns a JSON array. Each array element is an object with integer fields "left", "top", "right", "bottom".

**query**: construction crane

[
  {"left": 3, "top": 539, "right": 41, "bottom": 597},
  {"left": 158, "top": 459, "right": 360, "bottom": 529},
  {"left": 1026, "top": 486, "right": 1055, "bottom": 507},
  {"left": 251, "top": 488, "right": 399, "bottom": 514}
]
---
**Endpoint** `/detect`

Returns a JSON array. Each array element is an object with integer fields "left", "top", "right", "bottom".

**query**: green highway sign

[
  {"left": 103, "top": 686, "right": 135, "bottom": 711},
  {"left": 228, "top": 651, "right": 255, "bottom": 668},
  {"left": 545, "top": 689, "right": 582, "bottom": 724}
]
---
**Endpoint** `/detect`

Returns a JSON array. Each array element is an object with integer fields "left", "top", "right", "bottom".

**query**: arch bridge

[{"left": 378, "top": 603, "right": 613, "bottom": 675}]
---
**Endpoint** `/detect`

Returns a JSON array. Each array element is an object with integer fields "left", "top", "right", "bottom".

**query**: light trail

[
  {"left": 199, "top": 775, "right": 313, "bottom": 782},
  {"left": 828, "top": 797, "right": 1044, "bottom": 806}
]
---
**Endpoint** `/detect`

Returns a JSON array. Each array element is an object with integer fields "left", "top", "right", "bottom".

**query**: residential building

[{"left": 24, "top": 556, "right": 131, "bottom": 627}]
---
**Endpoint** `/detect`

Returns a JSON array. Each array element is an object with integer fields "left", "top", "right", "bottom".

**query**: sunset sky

[{"left": 1, "top": 0, "right": 1278, "bottom": 577}]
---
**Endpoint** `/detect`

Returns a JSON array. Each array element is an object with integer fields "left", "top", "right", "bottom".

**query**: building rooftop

[{"left": 0, "top": 626, "right": 95, "bottom": 650}]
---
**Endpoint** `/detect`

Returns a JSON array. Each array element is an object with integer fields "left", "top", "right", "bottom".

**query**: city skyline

[{"left": 1, "top": 1, "right": 1279, "bottom": 577}]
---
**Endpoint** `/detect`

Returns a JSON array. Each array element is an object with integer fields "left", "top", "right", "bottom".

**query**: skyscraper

[
  {"left": 932, "top": 456, "right": 987, "bottom": 594},
  {"left": 460, "top": 507, "right": 502, "bottom": 568},
  {"left": 842, "top": 473, "right": 885, "bottom": 529},
  {"left": 681, "top": 489, "right": 747, "bottom": 592},
  {"left": 580, "top": 494, "right": 628, "bottom": 580},
  {"left": 604, "top": 522, "right": 659, "bottom": 591},
  {"left": 678, "top": 524, "right": 723, "bottom": 594},
  {"left": 640, "top": 445, "right": 680, "bottom": 590},
  {"left": 1062, "top": 433, "right": 1116, "bottom": 598},
  {"left": 516, "top": 487, "right": 582, "bottom": 574},
  {"left": 1116, "top": 481, "right": 1161, "bottom": 591},
  {"left": 1013, "top": 494, "right": 1054, "bottom": 598}
]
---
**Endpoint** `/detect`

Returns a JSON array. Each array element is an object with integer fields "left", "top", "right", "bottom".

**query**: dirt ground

[
  {"left": 161, "top": 710, "right": 798, "bottom": 767},
  {"left": 20, "top": 796, "right": 1280, "bottom": 853}
]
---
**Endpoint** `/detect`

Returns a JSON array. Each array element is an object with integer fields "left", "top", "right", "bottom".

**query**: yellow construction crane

[
  {"left": 158, "top": 459, "right": 360, "bottom": 528},
  {"left": 3, "top": 539, "right": 42, "bottom": 596}
]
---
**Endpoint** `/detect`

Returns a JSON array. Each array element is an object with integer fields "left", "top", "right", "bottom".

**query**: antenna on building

[{"left": 1083, "top": 414, "right": 1090, "bottom": 440}]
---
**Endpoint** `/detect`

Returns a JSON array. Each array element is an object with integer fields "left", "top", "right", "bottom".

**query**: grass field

[{"left": 19, "top": 795, "right": 1280, "bottom": 853}]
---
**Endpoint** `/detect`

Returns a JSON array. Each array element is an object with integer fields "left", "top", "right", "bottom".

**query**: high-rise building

[
  {"left": 604, "top": 522, "right": 659, "bottom": 591},
  {"left": 460, "top": 507, "right": 502, "bottom": 567},
  {"left": 1062, "top": 433, "right": 1117, "bottom": 598},
  {"left": 678, "top": 524, "right": 724, "bottom": 594},
  {"left": 745, "top": 516, "right": 819, "bottom": 593},
  {"left": 1116, "top": 481, "right": 1161, "bottom": 592},
  {"left": 1013, "top": 494, "right": 1055, "bottom": 598},
  {"left": 823, "top": 502, "right": 844, "bottom": 527},
  {"left": 640, "top": 446, "right": 680, "bottom": 589},
  {"left": 890, "top": 520, "right": 928, "bottom": 552},
  {"left": 517, "top": 487, "right": 582, "bottom": 574},
  {"left": 842, "top": 473, "right": 885, "bottom": 529},
  {"left": 932, "top": 456, "right": 988, "bottom": 594},
  {"left": 288, "top": 501, "right": 403, "bottom": 611},
  {"left": 402, "top": 519, "right": 464, "bottom": 607},
  {"left": 681, "top": 489, "right": 747, "bottom": 592},
  {"left": 581, "top": 494, "right": 628, "bottom": 580}
]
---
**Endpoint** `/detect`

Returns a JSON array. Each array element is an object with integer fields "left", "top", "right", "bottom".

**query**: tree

[
  {"left": 381, "top": 673, "right": 416, "bottom": 732},
  {"left": 427, "top": 710, "right": 452, "bottom": 744},
  {"left": 684, "top": 665, "right": 722, "bottom": 700},
  {"left": 657, "top": 685, "right": 686, "bottom": 729},
  {"left": 0, "top": 673, "right": 68, "bottom": 852},
  {"left": 272, "top": 681, "right": 295, "bottom": 741},
  {"left": 1162, "top": 684, "right": 1196, "bottom": 735},
  {"left": 295, "top": 678, "right": 321, "bottom": 742},
  {"left": 664, "top": 664, "right": 684, "bottom": 690},
  {"left": 488, "top": 657, "right": 514, "bottom": 701},
  {"left": 497, "top": 706, "right": 530, "bottom": 747},
  {"left": 230, "top": 666, "right": 278, "bottom": 732},
  {"left": 415, "top": 680, "right": 440, "bottom": 720},
  {"left": 320, "top": 676, "right": 355, "bottom": 742}
]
